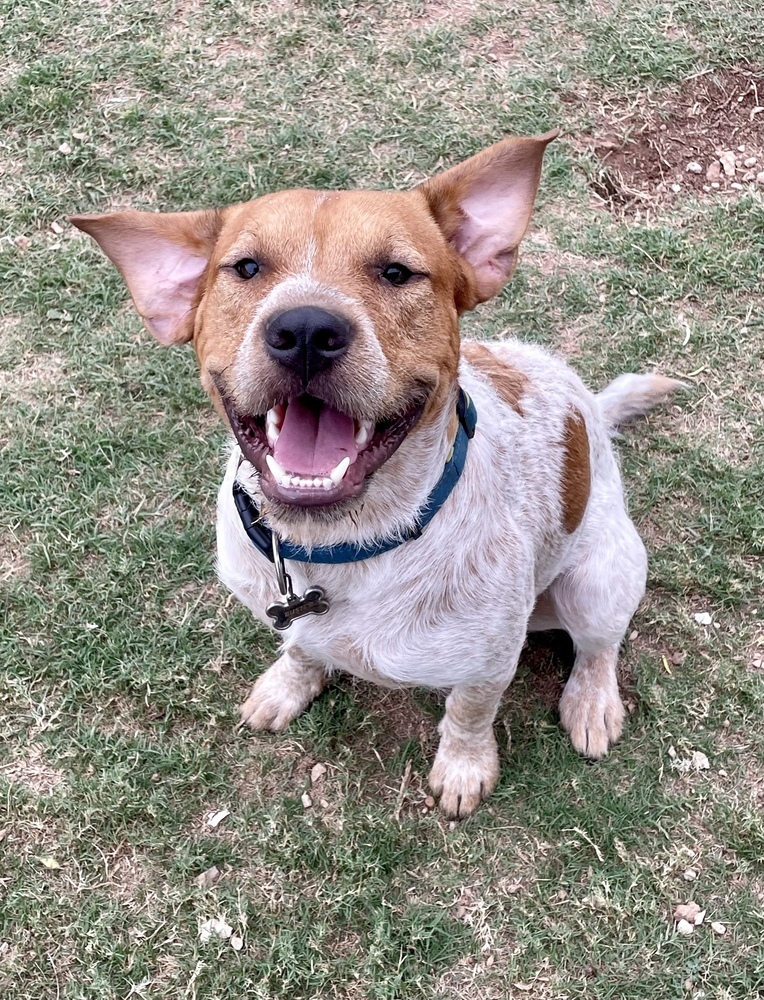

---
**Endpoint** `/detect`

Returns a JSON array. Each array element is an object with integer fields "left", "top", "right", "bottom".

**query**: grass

[{"left": 1, "top": 0, "right": 763, "bottom": 997}]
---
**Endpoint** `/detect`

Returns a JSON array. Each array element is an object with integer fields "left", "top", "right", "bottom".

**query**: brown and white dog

[{"left": 72, "top": 132, "right": 679, "bottom": 817}]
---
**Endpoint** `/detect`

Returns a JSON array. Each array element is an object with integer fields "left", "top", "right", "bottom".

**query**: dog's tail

[{"left": 597, "top": 373, "right": 686, "bottom": 431}]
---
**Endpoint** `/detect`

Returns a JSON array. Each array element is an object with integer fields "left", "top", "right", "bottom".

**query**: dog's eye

[
  {"left": 381, "top": 263, "right": 413, "bottom": 286},
  {"left": 234, "top": 258, "right": 260, "bottom": 280}
]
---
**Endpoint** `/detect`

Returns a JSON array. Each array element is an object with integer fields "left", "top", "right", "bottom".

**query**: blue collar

[{"left": 233, "top": 388, "right": 477, "bottom": 565}]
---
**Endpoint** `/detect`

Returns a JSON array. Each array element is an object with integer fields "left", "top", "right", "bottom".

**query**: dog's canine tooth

[
  {"left": 329, "top": 456, "right": 351, "bottom": 485},
  {"left": 265, "top": 454, "right": 286, "bottom": 482},
  {"left": 266, "top": 404, "right": 285, "bottom": 426},
  {"left": 355, "top": 419, "right": 374, "bottom": 448},
  {"left": 266, "top": 406, "right": 283, "bottom": 446}
]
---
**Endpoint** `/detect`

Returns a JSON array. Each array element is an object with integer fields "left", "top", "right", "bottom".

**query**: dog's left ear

[
  {"left": 70, "top": 209, "right": 225, "bottom": 345},
  {"left": 420, "top": 130, "right": 558, "bottom": 307}
]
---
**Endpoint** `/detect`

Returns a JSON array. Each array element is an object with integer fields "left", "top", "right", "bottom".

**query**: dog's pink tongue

[{"left": 273, "top": 396, "right": 358, "bottom": 475}]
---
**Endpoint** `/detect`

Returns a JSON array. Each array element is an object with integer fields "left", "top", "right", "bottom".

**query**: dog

[{"left": 72, "top": 130, "right": 680, "bottom": 817}]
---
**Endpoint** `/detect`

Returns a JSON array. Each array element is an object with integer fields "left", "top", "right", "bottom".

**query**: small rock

[
  {"left": 14, "top": 234, "right": 31, "bottom": 250},
  {"left": 424, "top": 795, "right": 436, "bottom": 809},
  {"left": 667, "top": 745, "right": 677, "bottom": 758},
  {"left": 711, "top": 921, "right": 726, "bottom": 935},
  {"left": 72, "top": 130, "right": 87, "bottom": 141},
  {"left": 730, "top": 182, "right": 743, "bottom": 191},
  {"left": 671, "top": 183, "right": 682, "bottom": 193},
  {"left": 691, "top": 751, "right": 710, "bottom": 771},
  {"left": 207, "top": 808, "right": 230, "bottom": 829},
  {"left": 199, "top": 917, "right": 233, "bottom": 943},
  {"left": 194, "top": 865, "right": 221, "bottom": 888},
  {"left": 694, "top": 910, "right": 706, "bottom": 926},
  {"left": 674, "top": 901, "right": 702, "bottom": 923},
  {"left": 711, "top": 182, "right": 720, "bottom": 189},
  {"left": 683, "top": 869, "right": 698, "bottom": 882},
  {"left": 58, "top": 142, "right": 72, "bottom": 155},
  {"left": 671, "top": 651, "right": 686, "bottom": 665},
  {"left": 686, "top": 161, "right": 703, "bottom": 174},
  {"left": 319, "top": 798, "right": 329, "bottom": 808},
  {"left": 50, "top": 221, "right": 64, "bottom": 234},
  {"left": 694, "top": 612, "right": 712, "bottom": 626},
  {"left": 705, "top": 161, "right": 722, "bottom": 182},
  {"left": 756, "top": 171, "right": 764, "bottom": 187},
  {"left": 737, "top": 145, "right": 746, "bottom": 153},
  {"left": 301, "top": 792, "right": 313, "bottom": 809},
  {"left": 743, "top": 156, "right": 757, "bottom": 167},
  {"left": 310, "top": 763, "right": 327, "bottom": 784},
  {"left": 677, "top": 918, "right": 695, "bottom": 936},
  {"left": 230, "top": 935, "right": 244, "bottom": 951},
  {"left": 629, "top": 630, "right": 638, "bottom": 641}
]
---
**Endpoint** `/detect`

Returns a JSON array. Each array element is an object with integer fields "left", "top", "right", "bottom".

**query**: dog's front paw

[
  {"left": 559, "top": 678, "right": 625, "bottom": 759},
  {"left": 239, "top": 652, "right": 326, "bottom": 731},
  {"left": 428, "top": 736, "right": 500, "bottom": 819}
]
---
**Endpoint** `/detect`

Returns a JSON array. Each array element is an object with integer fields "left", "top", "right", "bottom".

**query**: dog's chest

[{"left": 260, "top": 528, "right": 532, "bottom": 687}]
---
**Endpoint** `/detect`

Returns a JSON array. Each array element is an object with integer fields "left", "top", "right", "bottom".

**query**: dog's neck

[{"left": 239, "top": 381, "right": 461, "bottom": 551}]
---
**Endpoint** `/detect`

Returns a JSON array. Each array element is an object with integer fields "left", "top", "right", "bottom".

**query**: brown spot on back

[
  {"left": 561, "top": 408, "right": 590, "bottom": 533},
  {"left": 462, "top": 342, "right": 527, "bottom": 415}
]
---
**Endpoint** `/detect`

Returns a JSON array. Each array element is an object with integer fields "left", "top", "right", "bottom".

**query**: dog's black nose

[{"left": 264, "top": 307, "right": 352, "bottom": 385}]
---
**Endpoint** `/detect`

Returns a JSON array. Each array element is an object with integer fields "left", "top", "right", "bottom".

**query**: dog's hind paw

[
  {"left": 428, "top": 737, "right": 499, "bottom": 819},
  {"left": 239, "top": 651, "right": 327, "bottom": 731}
]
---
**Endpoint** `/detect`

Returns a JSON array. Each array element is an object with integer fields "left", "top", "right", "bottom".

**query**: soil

[{"left": 580, "top": 66, "right": 764, "bottom": 211}]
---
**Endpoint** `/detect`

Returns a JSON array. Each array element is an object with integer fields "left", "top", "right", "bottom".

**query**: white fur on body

[{"left": 217, "top": 339, "right": 649, "bottom": 814}]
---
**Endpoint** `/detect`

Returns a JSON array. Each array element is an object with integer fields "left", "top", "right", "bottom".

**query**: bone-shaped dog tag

[
  {"left": 266, "top": 532, "right": 329, "bottom": 631},
  {"left": 267, "top": 587, "right": 329, "bottom": 631}
]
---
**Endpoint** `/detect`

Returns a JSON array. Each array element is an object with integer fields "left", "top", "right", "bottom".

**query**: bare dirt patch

[
  {"left": 0, "top": 529, "right": 31, "bottom": 582},
  {"left": 580, "top": 66, "right": 764, "bottom": 211},
  {"left": 0, "top": 352, "right": 69, "bottom": 405},
  {"left": 1, "top": 744, "right": 65, "bottom": 796}
]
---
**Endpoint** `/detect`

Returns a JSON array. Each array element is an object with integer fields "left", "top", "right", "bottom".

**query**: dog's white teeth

[
  {"left": 280, "top": 475, "right": 292, "bottom": 488},
  {"left": 322, "top": 478, "right": 333, "bottom": 490},
  {"left": 355, "top": 419, "right": 374, "bottom": 448},
  {"left": 265, "top": 406, "right": 283, "bottom": 446},
  {"left": 265, "top": 455, "right": 286, "bottom": 482},
  {"left": 329, "top": 456, "right": 351, "bottom": 485}
]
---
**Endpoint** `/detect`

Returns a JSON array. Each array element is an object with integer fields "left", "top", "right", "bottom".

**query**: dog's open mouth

[{"left": 224, "top": 393, "right": 424, "bottom": 507}]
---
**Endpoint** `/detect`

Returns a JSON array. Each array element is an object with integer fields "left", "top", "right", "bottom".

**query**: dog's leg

[
  {"left": 558, "top": 645, "right": 624, "bottom": 758},
  {"left": 428, "top": 682, "right": 505, "bottom": 819},
  {"left": 552, "top": 511, "right": 647, "bottom": 758},
  {"left": 240, "top": 645, "right": 328, "bottom": 730}
]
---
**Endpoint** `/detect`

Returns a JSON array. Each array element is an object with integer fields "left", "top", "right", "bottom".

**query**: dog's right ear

[{"left": 70, "top": 209, "right": 225, "bottom": 345}]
